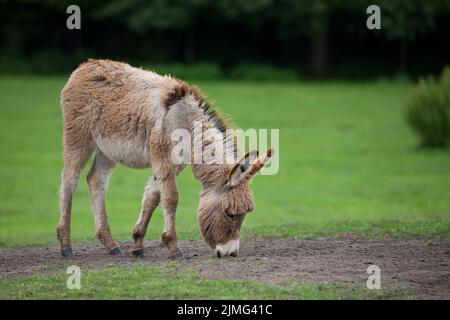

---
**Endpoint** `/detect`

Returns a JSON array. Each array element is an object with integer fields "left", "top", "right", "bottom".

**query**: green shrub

[
  {"left": 0, "top": 49, "right": 95, "bottom": 75},
  {"left": 229, "top": 63, "right": 298, "bottom": 81},
  {"left": 0, "top": 53, "right": 33, "bottom": 74},
  {"left": 142, "top": 62, "right": 223, "bottom": 80},
  {"left": 31, "top": 49, "right": 96, "bottom": 74},
  {"left": 143, "top": 63, "right": 298, "bottom": 82},
  {"left": 406, "top": 66, "right": 450, "bottom": 148},
  {"left": 30, "top": 50, "right": 71, "bottom": 74}
]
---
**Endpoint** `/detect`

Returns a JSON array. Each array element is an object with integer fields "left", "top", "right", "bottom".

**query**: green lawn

[
  {"left": 0, "top": 263, "right": 389, "bottom": 300},
  {"left": 0, "top": 75, "right": 449, "bottom": 247}
]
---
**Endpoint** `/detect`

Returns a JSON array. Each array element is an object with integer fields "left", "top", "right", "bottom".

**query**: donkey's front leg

[{"left": 160, "top": 177, "right": 183, "bottom": 259}]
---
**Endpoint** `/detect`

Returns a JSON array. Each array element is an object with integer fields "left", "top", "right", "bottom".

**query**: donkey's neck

[
  {"left": 188, "top": 117, "right": 236, "bottom": 188},
  {"left": 171, "top": 93, "right": 237, "bottom": 188}
]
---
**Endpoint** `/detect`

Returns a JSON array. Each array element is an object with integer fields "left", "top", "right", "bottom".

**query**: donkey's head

[{"left": 197, "top": 148, "right": 274, "bottom": 257}]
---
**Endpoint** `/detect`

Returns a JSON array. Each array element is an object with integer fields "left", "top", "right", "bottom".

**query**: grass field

[
  {"left": 0, "top": 263, "right": 388, "bottom": 300},
  {"left": 0, "top": 75, "right": 449, "bottom": 246},
  {"left": 0, "top": 75, "right": 449, "bottom": 299}
]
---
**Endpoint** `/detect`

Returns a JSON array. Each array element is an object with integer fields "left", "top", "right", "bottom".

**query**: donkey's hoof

[
  {"left": 61, "top": 247, "right": 74, "bottom": 258},
  {"left": 170, "top": 252, "right": 185, "bottom": 260},
  {"left": 132, "top": 249, "right": 145, "bottom": 258},
  {"left": 108, "top": 246, "right": 124, "bottom": 255}
]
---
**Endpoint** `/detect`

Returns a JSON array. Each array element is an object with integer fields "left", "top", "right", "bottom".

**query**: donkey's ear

[
  {"left": 244, "top": 148, "right": 275, "bottom": 181},
  {"left": 227, "top": 150, "right": 259, "bottom": 187}
]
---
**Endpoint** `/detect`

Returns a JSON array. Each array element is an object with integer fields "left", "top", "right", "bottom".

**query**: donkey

[{"left": 56, "top": 59, "right": 274, "bottom": 259}]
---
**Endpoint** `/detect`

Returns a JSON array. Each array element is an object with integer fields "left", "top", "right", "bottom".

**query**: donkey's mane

[
  {"left": 162, "top": 77, "right": 240, "bottom": 166},
  {"left": 162, "top": 78, "right": 233, "bottom": 134}
]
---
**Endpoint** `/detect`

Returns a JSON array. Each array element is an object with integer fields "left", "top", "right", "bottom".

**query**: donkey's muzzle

[{"left": 215, "top": 239, "right": 240, "bottom": 258}]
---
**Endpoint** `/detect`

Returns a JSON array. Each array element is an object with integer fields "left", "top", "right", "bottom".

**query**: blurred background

[
  {"left": 1, "top": 0, "right": 450, "bottom": 79},
  {"left": 0, "top": 0, "right": 449, "bottom": 246}
]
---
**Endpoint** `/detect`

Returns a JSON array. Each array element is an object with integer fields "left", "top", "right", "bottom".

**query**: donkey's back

[{"left": 61, "top": 59, "right": 180, "bottom": 169}]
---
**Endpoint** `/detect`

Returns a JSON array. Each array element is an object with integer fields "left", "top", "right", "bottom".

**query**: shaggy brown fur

[{"left": 56, "top": 59, "right": 273, "bottom": 258}]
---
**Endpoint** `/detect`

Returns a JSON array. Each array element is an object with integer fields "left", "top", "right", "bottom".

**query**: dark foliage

[{"left": 0, "top": 0, "right": 449, "bottom": 78}]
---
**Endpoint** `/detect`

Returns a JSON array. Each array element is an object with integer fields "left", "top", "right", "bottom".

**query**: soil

[{"left": 1, "top": 238, "right": 449, "bottom": 299}]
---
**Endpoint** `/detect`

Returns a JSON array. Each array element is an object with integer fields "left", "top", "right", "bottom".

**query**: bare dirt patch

[{"left": 1, "top": 238, "right": 449, "bottom": 299}]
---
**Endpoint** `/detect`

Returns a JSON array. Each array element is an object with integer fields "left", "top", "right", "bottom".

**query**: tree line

[{"left": 1, "top": 0, "right": 449, "bottom": 77}]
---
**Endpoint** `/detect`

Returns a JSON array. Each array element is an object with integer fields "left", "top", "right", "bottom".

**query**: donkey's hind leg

[
  {"left": 87, "top": 148, "right": 122, "bottom": 255},
  {"left": 57, "top": 145, "right": 94, "bottom": 258},
  {"left": 131, "top": 174, "right": 160, "bottom": 257}
]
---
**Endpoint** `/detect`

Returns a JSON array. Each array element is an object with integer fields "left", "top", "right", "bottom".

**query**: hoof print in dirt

[
  {"left": 108, "top": 246, "right": 124, "bottom": 255},
  {"left": 170, "top": 252, "right": 185, "bottom": 260},
  {"left": 61, "top": 247, "right": 74, "bottom": 258},
  {"left": 132, "top": 249, "right": 145, "bottom": 258}
]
